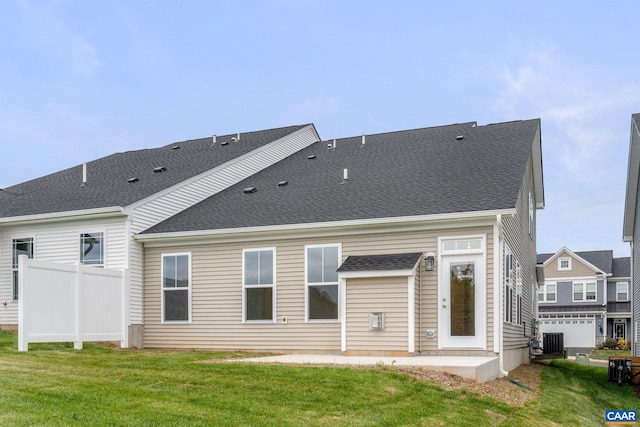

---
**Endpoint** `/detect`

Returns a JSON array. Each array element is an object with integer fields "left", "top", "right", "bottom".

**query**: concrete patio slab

[{"left": 232, "top": 354, "right": 500, "bottom": 383}]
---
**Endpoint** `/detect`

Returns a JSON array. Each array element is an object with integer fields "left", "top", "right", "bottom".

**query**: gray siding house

[
  {"left": 537, "top": 248, "right": 630, "bottom": 348},
  {"left": 623, "top": 112, "right": 640, "bottom": 357}
]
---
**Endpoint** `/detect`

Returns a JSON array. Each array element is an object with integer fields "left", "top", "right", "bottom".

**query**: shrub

[{"left": 597, "top": 338, "right": 621, "bottom": 350}]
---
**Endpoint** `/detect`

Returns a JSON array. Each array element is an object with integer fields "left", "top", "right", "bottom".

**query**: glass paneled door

[{"left": 439, "top": 254, "right": 486, "bottom": 348}]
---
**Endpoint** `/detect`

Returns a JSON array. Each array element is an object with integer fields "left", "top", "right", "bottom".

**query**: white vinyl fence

[{"left": 18, "top": 256, "right": 129, "bottom": 351}]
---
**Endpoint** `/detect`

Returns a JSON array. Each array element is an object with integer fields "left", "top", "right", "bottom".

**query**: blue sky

[{"left": 1, "top": 1, "right": 639, "bottom": 257}]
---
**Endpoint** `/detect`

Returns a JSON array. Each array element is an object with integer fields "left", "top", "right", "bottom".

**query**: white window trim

[
  {"left": 528, "top": 192, "right": 534, "bottom": 238},
  {"left": 242, "top": 247, "right": 277, "bottom": 323},
  {"left": 441, "top": 235, "right": 484, "bottom": 255},
  {"left": 616, "top": 282, "right": 629, "bottom": 302},
  {"left": 12, "top": 237, "right": 35, "bottom": 301},
  {"left": 504, "top": 243, "right": 514, "bottom": 323},
  {"left": 161, "top": 252, "right": 192, "bottom": 324},
  {"left": 558, "top": 257, "right": 572, "bottom": 271},
  {"left": 539, "top": 282, "right": 557, "bottom": 303},
  {"left": 304, "top": 243, "right": 341, "bottom": 323},
  {"left": 572, "top": 281, "right": 596, "bottom": 302},
  {"left": 80, "top": 231, "right": 106, "bottom": 267}
]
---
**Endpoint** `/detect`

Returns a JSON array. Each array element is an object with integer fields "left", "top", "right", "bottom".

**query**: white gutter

[
  {"left": 494, "top": 214, "right": 509, "bottom": 377},
  {"left": 136, "top": 208, "right": 516, "bottom": 245},
  {"left": 0, "top": 206, "right": 126, "bottom": 225}
]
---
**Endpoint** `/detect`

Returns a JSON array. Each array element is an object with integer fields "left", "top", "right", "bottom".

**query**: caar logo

[{"left": 606, "top": 410, "right": 637, "bottom": 425}]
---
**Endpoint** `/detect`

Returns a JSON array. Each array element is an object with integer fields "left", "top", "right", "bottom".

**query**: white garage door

[{"left": 538, "top": 315, "right": 596, "bottom": 348}]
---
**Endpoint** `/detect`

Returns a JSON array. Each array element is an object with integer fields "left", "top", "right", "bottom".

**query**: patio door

[{"left": 439, "top": 253, "right": 486, "bottom": 349}]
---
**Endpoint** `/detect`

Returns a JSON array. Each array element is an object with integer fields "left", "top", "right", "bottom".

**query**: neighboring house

[
  {"left": 135, "top": 118, "right": 545, "bottom": 379},
  {"left": 0, "top": 124, "right": 322, "bottom": 346},
  {"left": 536, "top": 248, "right": 631, "bottom": 349},
  {"left": 623, "top": 112, "right": 640, "bottom": 357}
]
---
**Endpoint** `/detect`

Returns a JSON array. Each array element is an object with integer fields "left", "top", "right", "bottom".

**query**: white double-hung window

[
  {"left": 538, "top": 282, "right": 556, "bottom": 302},
  {"left": 573, "top": 282, "right": 596, "bottom": 302},
  {"left": 617, "top": 282, "right": 629, "bottom": 301},
  {"left": 162, "top": 253, "right": 191, "bottom": 322},
  {"left": 306, "top": 244, "right": 340, "bottom": 321},
  {"left": 243, "top": 248, "right": 276, "bottom": 322}
]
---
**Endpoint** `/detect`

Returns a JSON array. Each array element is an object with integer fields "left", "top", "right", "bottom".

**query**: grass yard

[
  {"left": 0, "top": 332, "right": 636, "bottom": 426},
  {"left": 590, "top": 349, "right": 632, "bottom": 360}
]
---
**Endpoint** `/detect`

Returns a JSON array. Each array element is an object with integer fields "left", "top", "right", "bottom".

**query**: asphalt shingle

[
  {"left": 337, "top": 253, "right": 423, "bottom": 272},
  {"left": 144, "top": 119, "right": 540, "bottom": 234},
  {"left": 0, "top": 125, "right": 309, "bottom": 217}
]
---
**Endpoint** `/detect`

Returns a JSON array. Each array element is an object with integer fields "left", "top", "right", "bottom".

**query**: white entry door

[{"left": 439, "top": 254, "right": 486, "bottom": 349}]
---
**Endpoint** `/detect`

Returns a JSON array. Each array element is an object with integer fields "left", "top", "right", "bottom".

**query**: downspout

[
  {"left": 631, "top": 241, "right": 636, "bottom": 356},
  {"left": 495, "top": 214, "right": 509, "bottom": 377},
  {"left": 418, "top": 261, "right": 422, "bottom": 353}
]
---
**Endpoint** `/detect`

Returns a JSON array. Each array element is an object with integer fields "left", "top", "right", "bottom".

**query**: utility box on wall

[{"left": 369, "top": 312, "right": 385, "bottom": 330}]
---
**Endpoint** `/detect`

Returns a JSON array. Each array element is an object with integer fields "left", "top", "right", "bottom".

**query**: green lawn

[
  {"left": 0, "top": 332, "right": 636, "bottom": 426},
  {"left": 590, "top": 349, "right": 632, "bottom": 360}
]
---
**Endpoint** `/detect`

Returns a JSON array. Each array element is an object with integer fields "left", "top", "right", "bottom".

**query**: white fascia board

[
  {"left": 532, "top": 123, "right": 545, "bottom": 209},
  {"left": 339, "top": 269, "right": 415, "bottom": 279},
  {"left": 122, "top": 124, "right": 319, "bottom": 214},
  {"left": 623, "top": 118, "right": 640, "bottom": 241},
  {"left": 0, "top": 206, "right": 126, "bottom": 226},
  {"left": 135, "top": 208, "right": 516, "bottom": 247}
]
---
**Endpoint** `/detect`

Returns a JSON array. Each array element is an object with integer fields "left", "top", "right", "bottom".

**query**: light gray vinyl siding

[
  {"left": 129, "top": 126, "right": 319, "bottom": 234},
  {"left": 0, "top": 216, "right": 128, "bottom": 325},
  {"left": 143, "top": 225, "right": 495, "bottom": 352},
  {"left": 345, "top": 276, "right": 408, "bottom": 353},
  {"left": 501, "top": 156, "right": 538, "bottom": 351},
  {"left": 634, "top": 175, "right": 640, "bottom": 356}
]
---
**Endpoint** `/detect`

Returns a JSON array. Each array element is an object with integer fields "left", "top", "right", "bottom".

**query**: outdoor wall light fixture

[{"left": 425, "top": 252, "right": 436, "bottom": 271}]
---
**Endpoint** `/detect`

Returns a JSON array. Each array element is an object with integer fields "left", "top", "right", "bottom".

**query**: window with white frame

[
  {"left": 572, "top": 281, "right": 596, "bottom": 301},
  {"left": 528, "top": 192, "right": 534, "bottom": 238},
  {"left": 306, "top": 244, "right": 340, "bottom": 321},
  {"left": 162, "top": 253, "right": 190, "bottom": 322},
  {"left": 504, "top": 244, "right": 514, "bottom": 323},
  {"left": 80, "top": 232, "right": 104, "bottom": 266},
  {"left": 538, "top": 282, "right": 556, "bottom": 302},
  {"left": 516, "top": 261, "right": 523, "bottom": 325},
  {"left": 558, "top": 257, "right": 571, "bottom": 271},
  {"left": 243, "top": 248, "right": 275, "bottom": 322},
  {"left": 616, "top": 282, "right": 629, "bottom": 301},
  {"left": 12, "top": 238, "right": 33, "bottom": 301}
]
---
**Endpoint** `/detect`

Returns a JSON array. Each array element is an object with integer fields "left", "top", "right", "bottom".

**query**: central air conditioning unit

[{"left": 369, "top": 312, "right": 385, "bottom": 330}]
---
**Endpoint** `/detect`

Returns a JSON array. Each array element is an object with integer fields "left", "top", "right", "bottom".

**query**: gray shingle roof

[
  {"left": 144, "top": 119, "right": 540, "bottom": 234},
  {"left": 337, "top": 252, "right": 423, "bottom": 272},
  {"left": 0, "top": 125, "right": 309, "bottom": 218},
  {"left": 612, "top": 257, "right": 630, "bottom": 278}
]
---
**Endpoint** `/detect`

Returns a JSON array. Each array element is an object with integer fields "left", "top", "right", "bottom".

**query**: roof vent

[
  {"left": 361, "top": 135, "right": 366, "bottom": 145},
  {"left": 172, "top": 145, "right": 180, "bottom": 150},
  {"left": 153, "top": 166, "right": 167, "bottom": 173},
  {"left": 307, "top": 154, "right": 316, "bottom": 160},
  {"left": 211, "top": 135, "right": 217, "bottom": 145},
  {"left": 231, "top": 137, "right": 237, "bottom": 142},
  {"left": 243, "top": 187, "right": 257, "bottom": 194},
  {"left": 128, "top": 177, "right": 139, "bottom": 183},
  {"left": 278, "top": 180, "right": 289, "bottom": 187},
  {"left": 456, "top": 135, "right": 464, "bottom": 141},
  {"left": 221, "top": 141, "right": 229, "bottom": 146}
]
